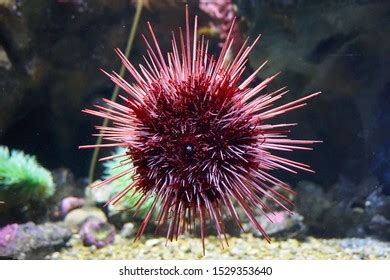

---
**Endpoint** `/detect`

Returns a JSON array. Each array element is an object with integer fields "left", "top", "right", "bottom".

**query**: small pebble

[{"left": 120, "top": 223, "right": 135, "bottom": 239}]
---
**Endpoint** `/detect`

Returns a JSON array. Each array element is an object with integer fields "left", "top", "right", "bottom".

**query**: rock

[
  {"left": 0, "top": 222, "right": 72, "bottom": 259},
  {"left": 365, "top": 190, "right": 390, "bottom": 240},
  {"left": 224, "top": 184, "right": 305, "bottom": 238},
  {"left": 296, "top": 180, "right": 359, "bottom": 237},
  {"left": 80, "top": 218, "right": 115, "bottom": 248},
  {"left": 120, "top": 222, "right": 135, "bottom": 239},
  {"left": 60, "top": 196, "right": 85, "bottom": 216},
  {"left": 295, "top": 178, "right": 390, "bottom": 241},
  {"left": 0, "top": 223, "right": 18, "bottom": 248},
  {"left": 295, "top": 181, "right": 332, "bottom": 230},
  {"left": 0, "top": 0, "right": 17, "bottom": 9},
  {"left": 145, "top": 238, "right": 161, "bottom": 247},
  {"left": 365, "top": 189, "right": 390, "bottom": 220},
  {"left": 51, "top": 168, "right": 83, "bottom": 200},
  {"left": 64, "top": 207, "right": 107, "bottom": 232},
  {"left": 0, "top": 46, "right": 11, "bottom": 70},
  {"left": 243, "top": 211, "right": 306, "bottom": 239},
  {"left": 368, "top": 215, "right": 390, "bottom": 238},
  {"left": 48, "top": 168, "right": 85, "bottom": 222},
  {"left": 85, "top": 180, "right": 112, "bottom": 206}
]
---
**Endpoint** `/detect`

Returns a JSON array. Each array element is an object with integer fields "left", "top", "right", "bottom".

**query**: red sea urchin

[{"left": 80, "top": 7, "right": 320, "bottom": 252}]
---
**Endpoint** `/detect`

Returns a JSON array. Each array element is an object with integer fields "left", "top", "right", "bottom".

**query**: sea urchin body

[{"left": 80, "top": 8, "right": 320, "bottom": 252}]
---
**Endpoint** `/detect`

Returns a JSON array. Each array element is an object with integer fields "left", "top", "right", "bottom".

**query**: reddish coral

[
  {"left": 80, "top": 7, "right": 320, "bottom": 252},
  {"left": 199, "top": 0, "right": 243, "bottom": 52}
]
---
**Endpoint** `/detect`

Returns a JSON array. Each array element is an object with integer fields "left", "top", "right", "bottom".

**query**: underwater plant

[
  {"left": 80, "top": 7, "right": 320, "bottom": 251},
  {"left": 103, "top": 147, "right": 156, "bottom": 218},
  {"left": 0, "top": 146, "right": 55, "bottom": 205},
  {"left": 88, "top": 0, "right": 144, "bottom": 184}
]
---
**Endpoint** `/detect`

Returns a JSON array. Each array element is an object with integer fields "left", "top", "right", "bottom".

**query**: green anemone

[
  {"left": 0, "top": 146, "right": 55, "bottom": 205},
  {"left": 103, "top": 147, "right": 156, "bottom": 219}
]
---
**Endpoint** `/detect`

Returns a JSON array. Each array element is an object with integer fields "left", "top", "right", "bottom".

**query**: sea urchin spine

[{"left": 80, "top": 7, "right": 320, "bottom": 253}]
